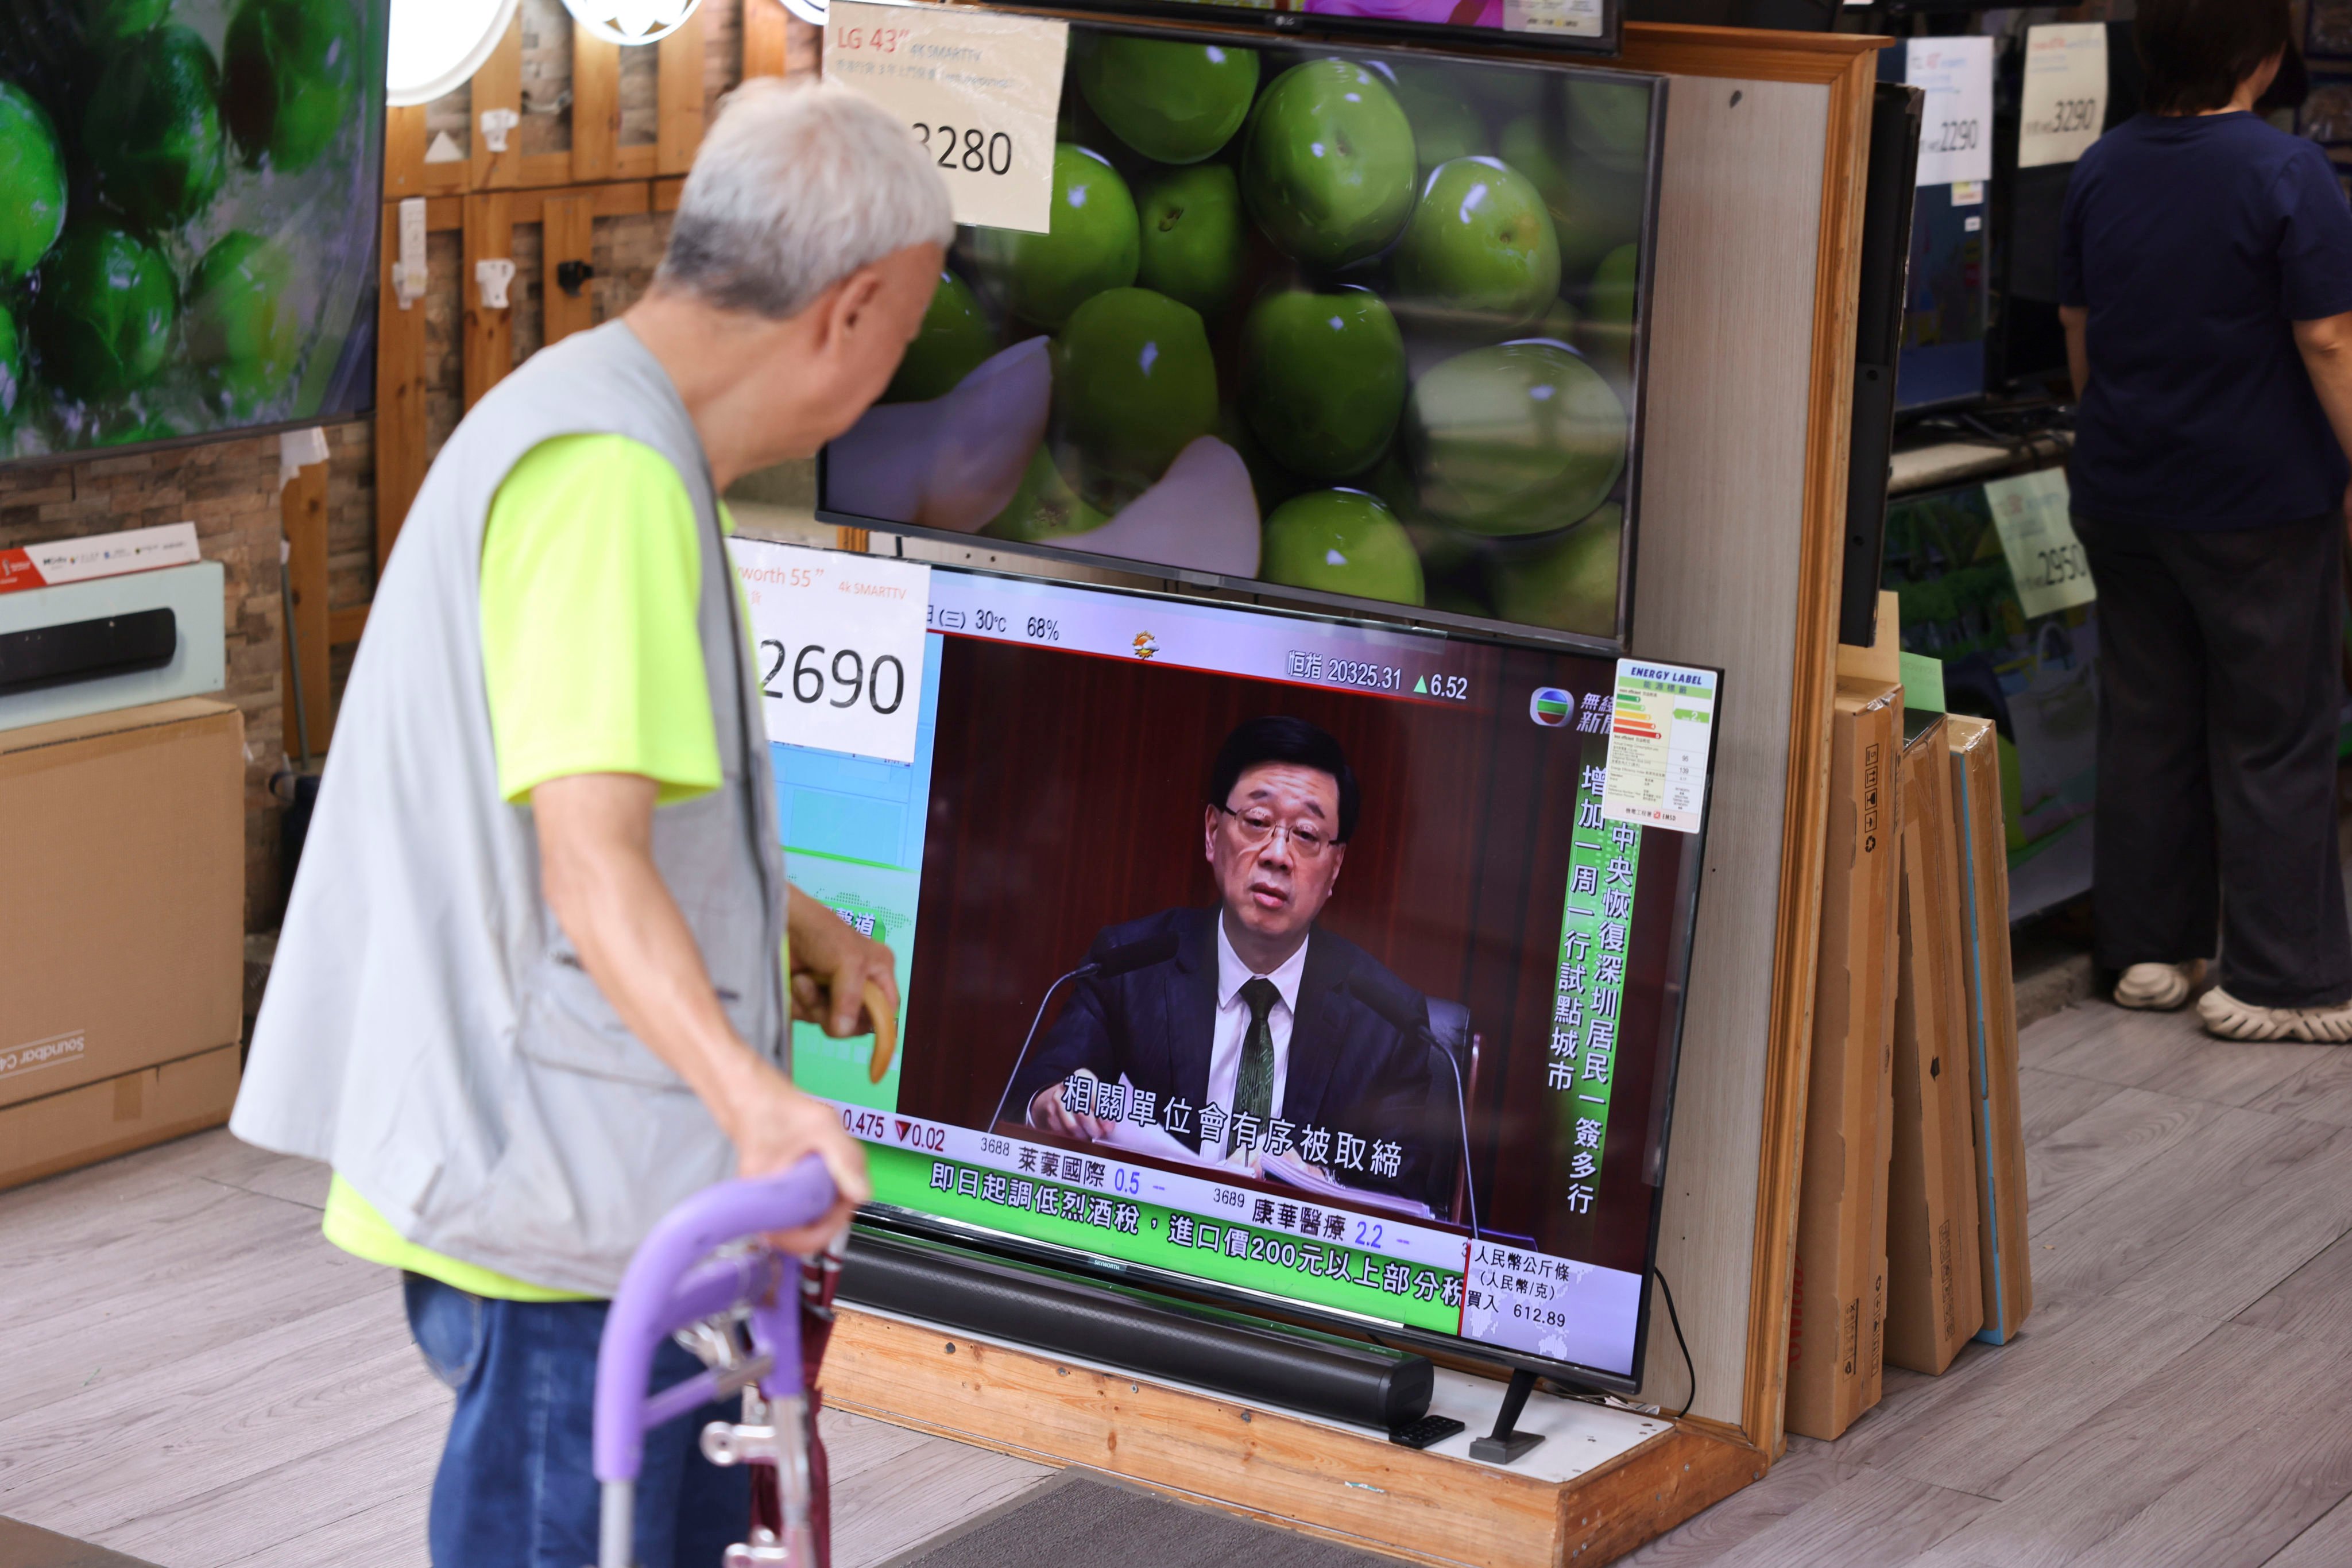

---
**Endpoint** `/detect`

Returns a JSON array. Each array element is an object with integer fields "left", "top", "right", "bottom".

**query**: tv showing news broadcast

[
  {"left": 818, "top": 17, "right": 1659, "bottom": 653},
  {"left": 737, "top": 540, "right": 1716, "bottom": 1390}
]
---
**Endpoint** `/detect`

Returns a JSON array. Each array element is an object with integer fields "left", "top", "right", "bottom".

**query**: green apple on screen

[
  {"left": 1402, "top": 340, "right": 1626, "bottom": 534},
  {"left": 1262, "top": 489, "right": 1425, "bottom": 606},
  {"left": 84, "top": 24, "right": 226, "bottom": 230},
  {"left": 1580, "top": 242, "right": 1639, "bottom": 378},
  {"left": 0, "top": 85, "right": 66, "bottom": 285},
  {"left": 1496, "top": 114, "right": 1645, "bottom": 279},
  {"left": 1240, "top": 288, "right": 1406, "bottom": 481},
  {"left": 969, "top": 144, "right": 1139, "bottom": 330},
  {"left": 1074, "top": 34, "right": 1259, "bottom": 164},
  {"left": 1490, "top": 502, "right": 1622, "bottom": 636},
  {"left": 224, "top": 0, "right": 362, "bottom": 173},
  {"left": 1050, "top": 287, "right": 1220, "bottom": 509},
  {"left": 1388, "top": 68, "right": 1486, "bottom": 174},
  {"left": 1394, "top": 157, "right": 1562, "bottom": 326},
  {"left": 1241, "top": 59, "right": 1417, "bottom": 269},
  {"left": 1137, "top": 164, "right": 1248, "bottom": 318},
  {"left": 185, "top": 231, "right": 299, "bottom": 411},
  {"left": 884, "top": 270, "right": 996, "bottom": 404},
  {"left": 32, "top": 223, "right": 179, "bottom": 398},
  {"left": 984, "top": 446, "right": 1111, "bottom": 542}
]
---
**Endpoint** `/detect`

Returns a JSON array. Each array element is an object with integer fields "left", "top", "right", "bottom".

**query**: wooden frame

[{"left": 823, "top": 1308, "right": 1765, "bottom": 1568}]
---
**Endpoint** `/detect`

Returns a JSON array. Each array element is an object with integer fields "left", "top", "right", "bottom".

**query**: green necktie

[{"left": 1234, "top": 977, "right": 1280, "bottom": 1138}]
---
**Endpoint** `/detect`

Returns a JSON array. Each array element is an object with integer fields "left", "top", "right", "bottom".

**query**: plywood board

[
  {"left": 373, "top": 203, "right": 430, "bottom": 569},
  {"left": 541, "top": 195, "right": 597, "bottom": 347},
  {"left": 462, "top": 192, "right": 516, "bottom": 410},
  {"left": 1624, "top": 72, "right": 1831, "bottom": 1431},
  {"left": 468, "top": 13, "right": 525, "bottom": 191},
  {"left": 574, "top": 32, "right": 621, "bottom": 181},
  {"left": 657, "top": 10, "right": 709, "bottom": 175}
]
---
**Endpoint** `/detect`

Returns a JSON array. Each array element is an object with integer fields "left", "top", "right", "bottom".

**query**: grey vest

[{"left": 232, "top": 321, "right": 788, "bottom": 1296}]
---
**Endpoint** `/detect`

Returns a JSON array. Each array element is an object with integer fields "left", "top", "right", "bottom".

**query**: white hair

[{"left": 656, "top": 77, "right": 956, "bottom": 319}]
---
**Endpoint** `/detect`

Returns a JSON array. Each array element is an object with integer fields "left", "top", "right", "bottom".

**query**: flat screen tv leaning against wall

[
  {"left": 749, "top": 547, "right": 1718, "bottom": 1393},
  {"left": 818, "top": 17, "right": 1663, "bottom": 654},
  {"left": 0, "top": 0, "right": 386, "bottom": 463}
]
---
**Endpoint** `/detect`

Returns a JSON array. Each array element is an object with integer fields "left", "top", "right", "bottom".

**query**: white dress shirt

[{"left": 1205, "top": 918, "right": 1309, "bottom": 1159}]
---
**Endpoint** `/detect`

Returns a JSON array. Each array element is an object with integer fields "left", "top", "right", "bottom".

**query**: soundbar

[
  {"left": 0, "top": 607, "right": 177, "bottom": 696},
  {"left": 839, "top": 1227, "right": 1435, "bottom": 1431}
]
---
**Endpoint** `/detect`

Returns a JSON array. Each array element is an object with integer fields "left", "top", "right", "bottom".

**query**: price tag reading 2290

[{"left": 822, "top": 0, "right": 1068, "bottom": 234}]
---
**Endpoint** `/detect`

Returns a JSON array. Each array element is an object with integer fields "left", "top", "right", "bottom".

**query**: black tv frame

[
  {"left": 816, "top": 9, "right": 1669, "bottom": 658},
  {"left": 985, "top": 0, "right": 1627, "bottom": 61},
  {"left": 807, "top": 557, "right": 1721, "bottom": 1399},
  {"left": 1839, "top": 81, "right": 1922, "bottom": 650}
]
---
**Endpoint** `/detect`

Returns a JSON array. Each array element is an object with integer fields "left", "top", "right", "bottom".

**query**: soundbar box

[
  {"left": 0, "top": 562, "right": 226, "bottom": 732},
  {"left": 840, "top": 1227, "right": 1436, "bottom": 1432}
]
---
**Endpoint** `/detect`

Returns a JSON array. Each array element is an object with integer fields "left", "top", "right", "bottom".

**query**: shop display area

[{"left": 15, "top": 978, "right": 2352, "bottom": 1567}]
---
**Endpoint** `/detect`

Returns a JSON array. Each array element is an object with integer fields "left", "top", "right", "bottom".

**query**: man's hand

[
  {"left": 787, "top": 886, "right": 900, "bottom": 1040},
  {"left": 1028, "top": 1079, "right": 1114, "bottom": 1141},
  {"left": 718, "top": 1058, "right": 870, "bottom": 1253}
]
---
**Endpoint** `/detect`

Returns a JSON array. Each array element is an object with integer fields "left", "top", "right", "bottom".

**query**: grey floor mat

[{"left": 882, "top": 1470, "right": 1409, "bottom": 1567}]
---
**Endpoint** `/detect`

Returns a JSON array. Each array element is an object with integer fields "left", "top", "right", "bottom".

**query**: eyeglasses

[{"left": 1214, "top": 802, "right": 1334, "bottom": 861}]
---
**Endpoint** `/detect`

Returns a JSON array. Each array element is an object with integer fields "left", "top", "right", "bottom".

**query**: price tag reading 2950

[{"left": 759, "top": 640, "right": 907, "bottom": 717}]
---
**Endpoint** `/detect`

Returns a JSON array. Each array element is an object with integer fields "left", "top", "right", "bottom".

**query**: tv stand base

[{"left": 821, "top": 1305, "right": 1765, "bottom": 1567}]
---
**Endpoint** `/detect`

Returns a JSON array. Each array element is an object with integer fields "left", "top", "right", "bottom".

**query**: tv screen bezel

[
  {"left": 815, "top": 10, "right": 1669, "bottom": 659},
  {"left": 808, "top": 555, "right": 1719, "bottom": 1397},
  {"left": 981, "top": 0, "right": 1628, "bottom": 61}
]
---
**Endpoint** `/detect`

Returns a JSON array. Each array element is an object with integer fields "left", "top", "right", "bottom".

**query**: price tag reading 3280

[{"left": 823, "top": 0, "right": 1069, "bottom": 234}]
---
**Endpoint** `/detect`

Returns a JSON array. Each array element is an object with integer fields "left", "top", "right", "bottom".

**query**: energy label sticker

[
  {"left": 823, "top": 0, "right": 1068, "bottom": 235},
  {"left": 1601, "top": 661, "right": 1717, "bottom": 835}
]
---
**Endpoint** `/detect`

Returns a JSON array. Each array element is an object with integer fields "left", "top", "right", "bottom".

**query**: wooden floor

[{"left": 6, "top": 993, "right": 2352, "bottom": 1566}]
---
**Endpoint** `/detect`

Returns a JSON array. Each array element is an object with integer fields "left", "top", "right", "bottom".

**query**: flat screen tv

[
  {"left": 740, "top": 539, "right": 1716, "bottom": 1392},
  {"left": 819, "top": 16, "right": 1662, "bottom": 654},
  {"left": 1048, "top": 0, "right": 1622, "bottom": 57},
  {"left": 0, "top": 0, "right": 386, "bottom": 462}
]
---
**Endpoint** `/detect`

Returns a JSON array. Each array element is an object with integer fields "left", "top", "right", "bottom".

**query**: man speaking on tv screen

[{"left": 1009, "top": 717, "right": 1452, "bottom": 1214}]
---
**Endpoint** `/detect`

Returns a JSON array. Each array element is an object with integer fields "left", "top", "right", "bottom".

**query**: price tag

[
  {"left": 730, "top": 538, "right": 932, "bottom": 765},
  {"left": 1601, "top": 661, "right": 1717, "bottom": 837},
  {"left": 1908, "top": 36, "right": 1994, "bottom": 188},
  {"left": 823, "top": 0, "right": 1068, "bottom": 235},
  {"left": 1982, "top": 469, "right": 2096, "bottom": 620},
  {"left": 2018, "top": 24, "right": 2107, "bottom": 169},
  {"left": 1502, "top": 0, "right": 1604, "bottom": 40}
]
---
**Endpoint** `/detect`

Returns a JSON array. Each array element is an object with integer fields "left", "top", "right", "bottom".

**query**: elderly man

[{"left": 231, "top": 80, "right": 951, "bottom": 1565}]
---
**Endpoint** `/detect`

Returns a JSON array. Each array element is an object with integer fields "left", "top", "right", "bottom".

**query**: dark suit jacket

[{"left": 1007, "top": 907, "right": 1454, "bottom": 1212}]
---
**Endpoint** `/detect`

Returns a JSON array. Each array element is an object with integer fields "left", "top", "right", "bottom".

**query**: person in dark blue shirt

[{"left": 2059, "top": 0, "right": 2352, "bottom": 1041}]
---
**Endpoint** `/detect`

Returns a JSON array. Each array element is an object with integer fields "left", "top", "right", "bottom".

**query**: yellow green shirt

[{"left": 324, "top": 434, "right": 743, "bottom": 1300}]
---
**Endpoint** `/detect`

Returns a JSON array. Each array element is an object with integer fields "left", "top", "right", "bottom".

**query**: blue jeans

[{"left": 403, "top": 1273, "right": 750, "bottom": 1568}]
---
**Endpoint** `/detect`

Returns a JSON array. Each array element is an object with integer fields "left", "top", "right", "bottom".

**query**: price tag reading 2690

[{"left": 759, "top": 640, "right": 908, "bottom": 717}]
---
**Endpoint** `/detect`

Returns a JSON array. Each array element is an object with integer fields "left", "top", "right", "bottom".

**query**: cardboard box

[
  {"left": 0, "top": 1044, "right": 241, "bottom": 1191},
  {"left": 1947, "top": 714, "right": 2034, "bottom": 1344},
  {"left": 1, "top": 699, "right": 244, "bottom": 1123},
  {"left": 1886, "top": 711, "right": 1986, "bottom": 1374},
  {"left": 1788, "top": 676, "right": 1904, "bottom": 1439}
]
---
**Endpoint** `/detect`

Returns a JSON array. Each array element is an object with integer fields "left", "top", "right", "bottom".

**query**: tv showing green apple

[
  {"left": 0, "top": 0, "right": 385, "bottom": 462},
  {"left": 819, "top": 22, "right": 1660, "bottom": 651}
]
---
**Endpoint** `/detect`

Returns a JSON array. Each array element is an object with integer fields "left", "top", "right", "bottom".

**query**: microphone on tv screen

[
  {"left": 988, "top": 930, "right": 1182, "bottom": 1130},
  {"left": 1090, "top": 931, "right": 1181, "bottom": 978}
]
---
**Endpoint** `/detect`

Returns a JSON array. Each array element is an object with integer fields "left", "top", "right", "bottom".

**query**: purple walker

[{"left": 592, "top": 1156, "right": 842, "bottom": 1568}]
